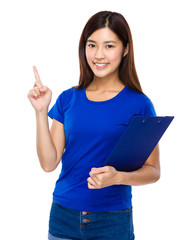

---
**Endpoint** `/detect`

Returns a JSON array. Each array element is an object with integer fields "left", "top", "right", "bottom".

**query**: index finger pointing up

[{"left": 33, "top": 66, "right": 42, "bottom": 85}]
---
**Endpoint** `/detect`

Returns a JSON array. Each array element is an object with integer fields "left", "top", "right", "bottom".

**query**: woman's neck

[{"left": 89, "top": 75, "right": 124, "bottom": 92}]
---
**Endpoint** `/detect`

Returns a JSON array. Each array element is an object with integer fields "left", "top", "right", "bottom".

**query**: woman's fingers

[
  {"left": 28, "top": 85, "right": 51, "bottom": 99},
  {"left": 28, "top": 89, "right": 38, "bottom": 99},
  {"left": 33, "top": 66, "right": 43, "bottom": 88},
  {"left": 39, "top": 86, "right": 48, "bottom": 92},
  {"left": 87, "top": 177, "right": 97, "bottom": 189},
  {"left": 34, "top": 86, "right": 41, "bottom": 96},
  {"left": 28, "top": 87, "right": 41, "bottom": 99},
  {"left": 33, "top": 65, "right": 41, "bottom": 82},
  {"left": 88, "top": 182, "right": 96, "bottom": 189}
]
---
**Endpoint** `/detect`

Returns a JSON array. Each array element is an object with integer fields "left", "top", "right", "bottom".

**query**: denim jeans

[{"left": 48, "top": 201, "right": 135, "bottom": 240}]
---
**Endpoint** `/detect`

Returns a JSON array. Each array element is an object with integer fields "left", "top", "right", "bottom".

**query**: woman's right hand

[{"left": 27, "top": 66, "right": 52, "bottom": 112}]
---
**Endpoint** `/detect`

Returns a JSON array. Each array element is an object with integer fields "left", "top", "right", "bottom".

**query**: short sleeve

[
  {"left": 48, "top": 92, "right": 65, "bottom": 124},
  {"left": 143, "top": 98, "right": 157, "bottom": 116}
]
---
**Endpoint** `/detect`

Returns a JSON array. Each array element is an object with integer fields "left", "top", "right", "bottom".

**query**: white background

[{"left": 0, "top": 0, "right": 183, "bottom": 239}]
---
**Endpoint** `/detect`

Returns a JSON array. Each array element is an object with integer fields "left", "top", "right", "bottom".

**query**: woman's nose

[{"left": 95, "top": 47, "right": 105, "bottom": 59}]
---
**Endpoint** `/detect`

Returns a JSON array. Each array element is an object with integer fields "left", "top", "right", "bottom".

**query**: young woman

[{"left": 28, "top": 11, "right": 160, "bottom": 240}]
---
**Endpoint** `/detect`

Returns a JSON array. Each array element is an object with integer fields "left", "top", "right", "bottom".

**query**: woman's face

[{"left": 85, "top": 27, "right": 124, "bottom": 80}]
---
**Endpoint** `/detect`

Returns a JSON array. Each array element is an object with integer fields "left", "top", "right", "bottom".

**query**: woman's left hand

[{"left": 87, "top": 166, "right": 120, "bottom": 189}]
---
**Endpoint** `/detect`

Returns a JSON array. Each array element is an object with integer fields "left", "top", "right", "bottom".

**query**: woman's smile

[{"left": 94, "top": 62, "right": 109, "bottom": 69}]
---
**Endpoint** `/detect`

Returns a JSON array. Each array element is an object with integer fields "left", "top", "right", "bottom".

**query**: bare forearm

[
  {"left": 36, "top": 111, "right": 57, "bottom": 172},
  {"left": 116, "top": 164, "right": 160, "bottom": 186}
]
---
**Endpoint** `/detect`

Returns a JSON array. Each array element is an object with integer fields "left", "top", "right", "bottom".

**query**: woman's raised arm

[{"left": 27, "top": 66, "right": 65, "bottom": 172}]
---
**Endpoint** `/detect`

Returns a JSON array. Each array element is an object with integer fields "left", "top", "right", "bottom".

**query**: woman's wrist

[
  {"left": 35, "top": 109, "right": 48, "bottom": 118},
  {"left": 114, "top": 171, "right": 131, "bottom": 185}
]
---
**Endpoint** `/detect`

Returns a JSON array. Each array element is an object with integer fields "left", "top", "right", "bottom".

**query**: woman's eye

[
  {"left": 88, "top": 44, "right": 95, "bottom": 48},
  {"left": 106, "top": 45, "right": 114, "bottom": 48}
]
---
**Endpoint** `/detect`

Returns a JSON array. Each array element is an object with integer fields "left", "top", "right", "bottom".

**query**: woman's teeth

[{"left": 95, "top": 63, "right": 108, "bottom": 66}]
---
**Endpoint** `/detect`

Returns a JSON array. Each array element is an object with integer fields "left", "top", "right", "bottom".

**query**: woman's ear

[{"left": 123, "top": 43, "right": 129, "bottom": 57}]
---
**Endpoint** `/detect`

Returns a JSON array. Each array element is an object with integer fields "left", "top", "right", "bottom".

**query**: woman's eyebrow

[{"left": 87, "top": 39, "right": 117, "bottom": 44}]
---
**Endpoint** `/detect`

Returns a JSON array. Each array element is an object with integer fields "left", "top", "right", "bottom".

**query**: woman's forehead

[{"left": 87, "top": 28, "right": 121, "bottom": 43}]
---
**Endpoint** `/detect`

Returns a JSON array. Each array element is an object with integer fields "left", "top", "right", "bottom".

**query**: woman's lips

[{"left": 94, "top": 63, "right": 109, "bottom": 69}]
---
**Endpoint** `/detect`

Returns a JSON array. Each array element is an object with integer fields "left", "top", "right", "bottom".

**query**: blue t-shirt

[{"left": 48, "top": 86, "right": 156, "bottom": 212}]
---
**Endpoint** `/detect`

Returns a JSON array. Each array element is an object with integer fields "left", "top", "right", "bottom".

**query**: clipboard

[{"left": 105, "top": 116, "right": 174, "bottom": 172}]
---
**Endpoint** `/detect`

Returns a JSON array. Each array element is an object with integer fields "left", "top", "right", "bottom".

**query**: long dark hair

[{"left": 73, "top": 11, "right": 143, "bottom": 94}]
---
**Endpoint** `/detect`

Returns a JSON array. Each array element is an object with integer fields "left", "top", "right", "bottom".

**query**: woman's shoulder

[
  {"left": 57, "top": 87, "right": 82, "bottom": 106},
  {"left": 58, "top": 87, "right": 77, "bottom": 98},
  {"left": 61, "top": 86, "right": 81, "bottom": 95},
  {"left": 125, "top": 87, "right": 156, "bottom": 115},
  {"left": 125, "top": 87, "right": 152, "bottom": 102}
]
